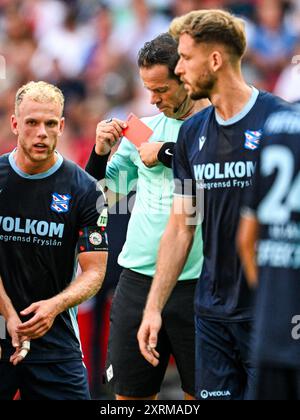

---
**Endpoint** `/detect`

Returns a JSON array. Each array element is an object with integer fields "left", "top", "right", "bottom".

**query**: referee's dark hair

[{"left": 137, "top": 33, "right": 180, "bottom": 82}]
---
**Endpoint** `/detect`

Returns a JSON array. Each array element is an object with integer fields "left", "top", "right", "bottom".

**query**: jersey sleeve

[
  {"left": 105, "top": 138, "right": 138, "bottom": 195},
  {"left": 77, "top": 179, "right": 108, "bottom": 253},
  {"left": 242, "top": 140, "right": 264, "bottom": 218},
  {"left": 173, "top": 125, "right": 196, "bottom": 197}
]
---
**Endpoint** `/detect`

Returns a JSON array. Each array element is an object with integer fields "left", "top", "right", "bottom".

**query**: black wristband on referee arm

[
  {"left": 157, "top": 142, "right": 175, "bottom": 168},
  {"left": 85, "top": 146, "right": 110, "bottom": 180}
]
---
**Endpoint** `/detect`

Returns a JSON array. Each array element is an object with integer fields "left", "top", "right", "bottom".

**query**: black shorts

[
  {"left": 0, "top": 360, "right": 90, "bottom": 400},
  {"left": 195, "top": 317, "right": 255, "bottom": 400},
  {"left": 105, "top": 269, "right": 196, "bottom": 398},
  {"left": 252, "top": 364, "right": 300, "bottom": 400}
]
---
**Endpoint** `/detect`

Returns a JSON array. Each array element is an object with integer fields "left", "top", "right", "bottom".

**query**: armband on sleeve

[
  {"left": 77, "top": 226, "right": 108, "bottom": 253},
  {"left": 157, "top": 142, "right": 175, "bottom": 168}
]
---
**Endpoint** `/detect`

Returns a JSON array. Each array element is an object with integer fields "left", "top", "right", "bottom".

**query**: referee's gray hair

[{"left": 15, "top": 81, "right": 65, "bottom": 115}]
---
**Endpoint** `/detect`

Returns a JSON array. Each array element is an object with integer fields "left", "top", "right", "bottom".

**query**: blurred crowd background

[{"left": 1, "top": 0, "right": 300, "bottom": 399}]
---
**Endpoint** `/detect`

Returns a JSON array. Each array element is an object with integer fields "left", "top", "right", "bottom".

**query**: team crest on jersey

[
  {"left": 51, "top": 193, "right": 71, "bottom": 213},
  {"left": 244, "top": 130, "right": 262, "bottom": 151}
]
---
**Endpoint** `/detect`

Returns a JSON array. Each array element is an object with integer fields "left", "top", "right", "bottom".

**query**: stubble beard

[
  {"left": 22, "top": 143, "right": 55, "bottom": 163},
  {"left": 189, "top": 73, "right": 216, "bottom": 101}
]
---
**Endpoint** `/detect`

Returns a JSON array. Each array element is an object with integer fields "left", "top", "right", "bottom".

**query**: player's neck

[
  {"left": 211, "top": 72, "right": 253, "bottom": 121},
  {"left": 192, "top": 99, "right": 210, "bottom": 116},
  {"left": 13, "top": 149, "right": 58, "bottom": 175}
]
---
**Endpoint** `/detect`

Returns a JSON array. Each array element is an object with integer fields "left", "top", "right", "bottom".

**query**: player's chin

[
  {"left": 30, "top": 150, "right": 50, "bottom": 161},
  {"left": 183, "top": 82, "right": 192, "bottom": 92},
  {"left": 190, "top": 89, "right": 205, "bottom": 101}
]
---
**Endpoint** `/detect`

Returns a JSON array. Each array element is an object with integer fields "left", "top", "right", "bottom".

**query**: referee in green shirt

[{"left": 86, "top": 33, "right": 208, "bottom": 400}]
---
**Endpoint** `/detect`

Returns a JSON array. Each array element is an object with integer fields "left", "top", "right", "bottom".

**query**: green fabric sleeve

[{"left": 105, "top": 138, "right": 138, "bottom": 195}]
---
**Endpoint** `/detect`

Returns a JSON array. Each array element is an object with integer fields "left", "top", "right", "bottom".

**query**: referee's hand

[
  {"left": 95, "top": 118, "right": 127, "bottom": 156},
  {"left": 137, "top": 311, "right": 161, "bottom": 367},
  {"left": 137, "top": 142, "right": 162, "bottom": 167}
]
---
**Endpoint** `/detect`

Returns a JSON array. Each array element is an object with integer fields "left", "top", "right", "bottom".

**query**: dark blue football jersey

[
  {"left": 173, "top": 88, "right": 286, "bottom": 321},
  {"left": 0, "top": 152, "right": 107, "bottom": 362},
  {"left": 244, "top": 106, "right": 300, "bottom": 367}
]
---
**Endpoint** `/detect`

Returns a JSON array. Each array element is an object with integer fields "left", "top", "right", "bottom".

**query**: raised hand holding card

[{"left": 122, "top": 113, "right": 153, "bottom": 147}]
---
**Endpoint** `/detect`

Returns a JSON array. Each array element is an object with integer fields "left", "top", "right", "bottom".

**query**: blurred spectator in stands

[
  {"left": 25, "top": 0, "right": 67, "bottom": 39},
  {"left": 0, "top": 3, "right": 35, "bottom": 82},
  {"left": 274, "top": 41, "right": 300, "bottom": 102},
  {"left": 110, "top": 0, "right": 169, "bottom": 64},
  {"left": 285, "top": 0, "right": 300, "bottom": 36},
  {"left": 171, "top": 0, "right": 203, "bottom": 17},
  {"left": 223, "top": 0, "right": 256, "bottom": 20},
  {"left": 34, "top": 7, "right": 93, "bottom": 78},
  {"left": 84, "top": 4, "right": 122, "bottom": 89},
  {"left": 246, "top": 0, "right": 298, "bottom": 91}
]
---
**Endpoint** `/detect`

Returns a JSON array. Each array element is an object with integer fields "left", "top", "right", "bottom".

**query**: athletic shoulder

[
  {"left": 62, "top": 158, "right": 95, "bottom": 178},
  {"left": 0, "top": 153, "right": 11, "bottom": 172},
  {"left": 264, "top": 104, "right": 300, "bottom": 136},
  {"left": 0, "top": 153, "right": 10, "bottom": 164},
  {"left": 180, "top": 105, "right": 214, "bottom": 135},
  {"left": 62, "top": 158, "right": 100, "bottom": 191},
  {"left": 257, "top": 90, "right": 289, "bottom": 110}
]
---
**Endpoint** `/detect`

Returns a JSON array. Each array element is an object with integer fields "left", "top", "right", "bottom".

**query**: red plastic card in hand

[{"left": 122, "top": 113, "right": 153, "bottom": 147}]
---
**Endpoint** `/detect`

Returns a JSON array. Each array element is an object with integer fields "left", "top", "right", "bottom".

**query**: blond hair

[
  {"left": 15, "top": 81, "right": 65, "bottom": 115},
  {"left": 169, "top": 9, "right": 247, "bottom": 59},
  {"left": 169, "top": 11, "right": 205, "bottom": 41}
]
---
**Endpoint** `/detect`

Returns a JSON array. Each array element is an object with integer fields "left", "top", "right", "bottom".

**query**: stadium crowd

[
  {"left": 0, "top": 0, "right": 300, "bottom": 400},
  {"left": 1, "top": 0, "right": 300, "bottom": 163}
]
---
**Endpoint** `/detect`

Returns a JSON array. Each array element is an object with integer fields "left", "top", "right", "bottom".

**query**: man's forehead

[
  {"left": 178, "top": 33, "right": 197, "bottom": 51},
  {"left": 18, "top": 98, "right": 63, "bottom": 118},
  {"left": 140, "top": 71, "right": 179, "bottom": 93},
  {"left": 178, "top": 33, "right": 222, "bottom": 56},
  {"left": 140, "top": 65, "right": 171, "bottom": 82}
]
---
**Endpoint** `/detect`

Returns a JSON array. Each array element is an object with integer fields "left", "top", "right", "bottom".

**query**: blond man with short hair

[{"left": 0, "top": 81, "right": 108, "bottom": 400}]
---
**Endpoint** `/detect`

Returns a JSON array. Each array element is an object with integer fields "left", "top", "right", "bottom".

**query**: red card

[{"left": 122, "top": 113, "right": 153, "bottom": 147}]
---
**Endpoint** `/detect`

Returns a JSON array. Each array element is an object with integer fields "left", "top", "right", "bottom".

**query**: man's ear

[
  {"left": 210, "top": 51, "right": 223, "bottom": 73},
  {"left": 11, "top": 115, "right": 18, "bottom": 135},
  {"left": 58, "top": 117, "right": 65, "bottom": 137}
]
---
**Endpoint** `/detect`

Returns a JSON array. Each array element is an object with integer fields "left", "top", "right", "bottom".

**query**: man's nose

[
  {"left": 175, "top": 58, "right": 183, "bottom": 76},
  {"left": 150, "top": 92, "right": 161, "bottom": 105},
  {"left": 37, "top": 123, "right": 47, "bottom": 137}
]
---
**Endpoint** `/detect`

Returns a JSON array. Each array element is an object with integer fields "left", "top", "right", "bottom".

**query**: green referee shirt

[{"left": 105, "top": 112, "right": 203, "bottom": 280}]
